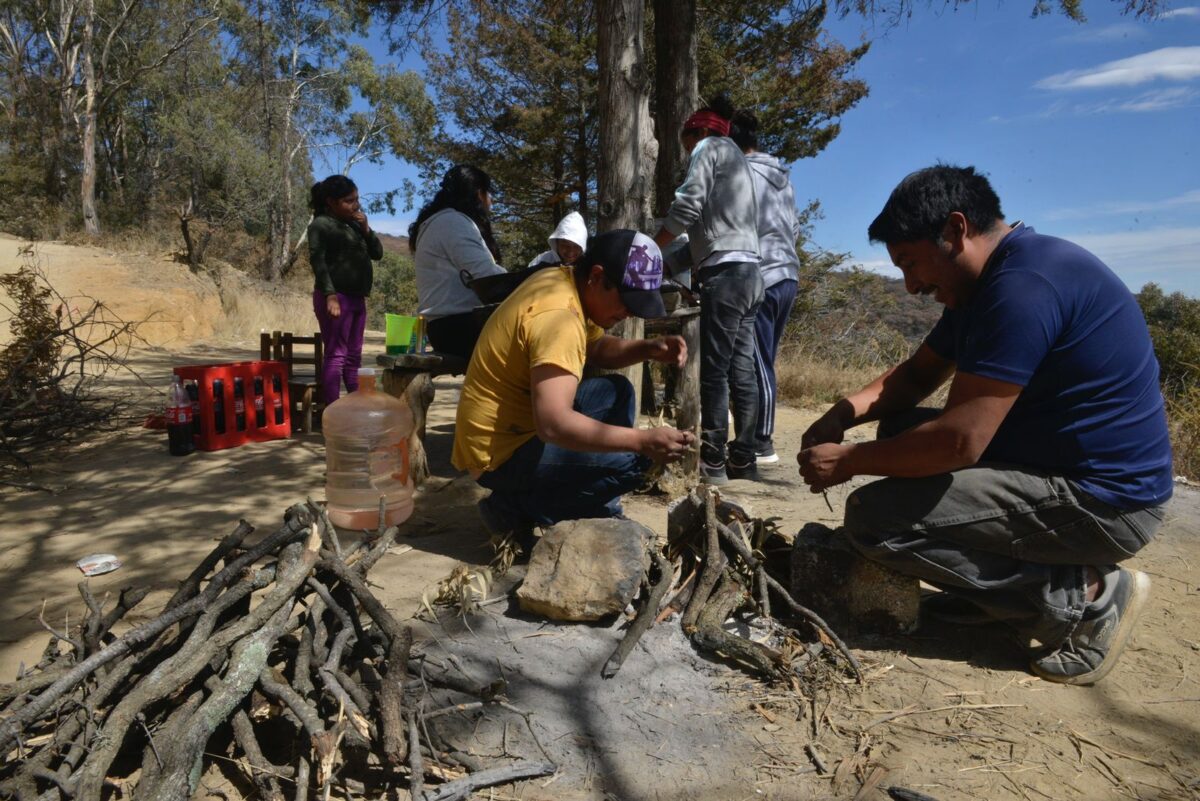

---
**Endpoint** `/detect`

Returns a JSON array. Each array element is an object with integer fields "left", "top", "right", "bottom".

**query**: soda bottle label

[
  {"left": 254, "top": 397, "right": 265, "bottom": 411},
  {"left": 235, "top": 397, "right": 245, "bottom": 413},
  {"left": 390, "top": 438, "right": 410, "bottom": 486},
  {"left": 167, "top": 405, "right": 191, "bottom": 425}
]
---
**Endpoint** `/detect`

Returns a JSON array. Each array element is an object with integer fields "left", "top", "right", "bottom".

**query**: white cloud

[
  {"left": 1036, "top": 46, "right": 1200, "bottom": 90},
  {"left": 1029, "top": 86, "right": 1199, "bottom": 116},
  {"left": 1159, "top": 7, "right": 1200, "bottom": 18},
  {"left": 1046, "top": 189, "right": 1200, "bottom": 221},
  {"left": 1057, "top": 22, "right": 1148, "bottom": 44},
  {"left": 1066, "top": 226, "right": 1200, "bottom": 293}
]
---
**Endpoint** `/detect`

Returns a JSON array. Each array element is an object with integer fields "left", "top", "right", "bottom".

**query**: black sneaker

[
  {"left": 1030, "top": 568, "right": 1150, "bottom": 685},
  {"left": 700, "top": 460, "right": 729, "bottom": 485},
  {"left": 477, "top": 496, "right": 537, "bottom": 552},
  {"left": 726, "top": 458, "right": 759, "bottom": 482},
  {"left": 755, "top": 444, "right": 780, "bottom": 465}
]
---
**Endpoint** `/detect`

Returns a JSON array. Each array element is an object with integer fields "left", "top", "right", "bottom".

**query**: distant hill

[{"left": 378, "top": 233, "right": 409, "bottom": 256}]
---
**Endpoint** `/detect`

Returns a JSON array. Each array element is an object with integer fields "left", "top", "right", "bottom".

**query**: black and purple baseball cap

[{"left": 581, "top": 229, "right": 666, "bottom": 319}]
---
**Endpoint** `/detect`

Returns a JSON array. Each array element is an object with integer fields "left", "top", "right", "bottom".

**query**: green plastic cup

[{"left": 386, "top": 314, "right": 418, "bottom": 355}]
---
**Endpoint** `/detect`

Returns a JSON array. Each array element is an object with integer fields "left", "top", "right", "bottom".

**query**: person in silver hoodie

[
  {"left": 731, "top": 111, "right": 801, "bottom": 465},
  {"left": 654, "top": 95, "right": 763, "bottom": 485}
]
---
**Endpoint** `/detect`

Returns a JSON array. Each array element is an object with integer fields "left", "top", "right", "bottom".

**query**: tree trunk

[
  {"left": 79, "top": 0, "right": 99, "bottom": 236},
  {"left": 653, "top": 0, "right": 698, "bottom": 219},
  {"left": 597, "top": 0, "right": 657, "bottom": 412}
]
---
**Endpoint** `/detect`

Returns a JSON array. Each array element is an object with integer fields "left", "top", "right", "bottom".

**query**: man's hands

[
  {"left": 797, "top": 443, "right": 854, "bottom": 493},
  {"left": 646, "top": 335, "right": 687, "bottom": 368},
  {"left": 637, "top": 426, "right": 696, "bottom": 464},
  {"left": 800, "top": 398, "right": 854, "bottom": 449},
  {"left": 326, "top": 294, "right": 341, "bottom": 318},
  {"left": 798, "top": 399, "right": 856, "bottom": 492}
]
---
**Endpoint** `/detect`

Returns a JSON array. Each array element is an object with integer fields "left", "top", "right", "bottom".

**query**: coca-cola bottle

[
  {"left": 253, "top": 376, "right": 267, "bottom": 427},
  {"left": 166, "top": 375, "right": 194, "bottom": 456},
  {"left": 212, "top": 379, "right": 226, "bottom": 434},
  {"left": 185, "top": 381, "right": 201, "bottom": 436},
  {"left": 271, "top": 374, "right": 285, "bottom": 425},
  {"left": 233, "top": 377, "right": 246, "bottom": 431}
]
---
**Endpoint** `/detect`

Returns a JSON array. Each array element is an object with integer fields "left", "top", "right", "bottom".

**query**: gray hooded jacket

[
  {"left": 745, "top": 152, "right": 800, "bottom": 289},
  {"left": 663, "top": 136, "right": 759, "bottom": 269}
]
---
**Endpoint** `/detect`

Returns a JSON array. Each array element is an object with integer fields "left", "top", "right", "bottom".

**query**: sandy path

[{"left": 2, "top": 340, "right": 1198, "bottom": 800}]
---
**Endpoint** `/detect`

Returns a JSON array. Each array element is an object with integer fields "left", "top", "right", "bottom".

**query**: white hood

[{"left": 548, "top": 211, "right": 588, "bottom": 250}]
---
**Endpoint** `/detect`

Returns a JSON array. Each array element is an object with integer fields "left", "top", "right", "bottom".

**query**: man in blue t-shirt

[{"left": 797, "top": 165, "right": 1172, "bottom": 686}]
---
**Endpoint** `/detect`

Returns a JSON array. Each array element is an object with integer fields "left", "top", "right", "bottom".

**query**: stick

[
  {"left": 714, "top": 520, "right": 864, "bottom": 683},
  {"left": 421, "top": 760, "right": 558, "bottom": 801},
  {"left": 407, "top": 711, "right": 425, "bottom": 801},
  {"left": 806, "top": 744, "right": 829, "bottom": 774},
  {"left": 681, "top": 488, "right": 726, "bottom": 632},
  {"left": 601, "top": 548, "right": 674, "bottom": 678},
  {"left": 380, "top": 625, "right": 413, "bottom": 765},
  {"left": 691, "top": 573, "right": 782, "bottom": 676}
]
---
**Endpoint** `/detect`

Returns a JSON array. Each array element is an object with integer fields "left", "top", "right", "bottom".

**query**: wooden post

[
  {"left": 380, "top": 370, "right": 433, "bottom": 487},
  {"left": 674, "top": 310, "right": 701, "bottom": 478}
]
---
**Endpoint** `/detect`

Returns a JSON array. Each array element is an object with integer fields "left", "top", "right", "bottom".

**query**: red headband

[{"left": 683, "top": 110, "right": 730, "bottom": 137}]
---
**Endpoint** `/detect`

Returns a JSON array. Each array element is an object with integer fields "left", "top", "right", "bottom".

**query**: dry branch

[{"left": 1, "top": 505, "right": 553, "bottom": 801}]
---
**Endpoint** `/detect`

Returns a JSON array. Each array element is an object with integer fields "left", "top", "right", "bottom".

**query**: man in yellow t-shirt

[{"left": 452, "top": 229, "right": 695, "bottom": 543}]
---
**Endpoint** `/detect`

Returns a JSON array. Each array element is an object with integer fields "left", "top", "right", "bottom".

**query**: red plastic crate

[{"left": 174, "top": 361, "right": 291, "bottom": 451}]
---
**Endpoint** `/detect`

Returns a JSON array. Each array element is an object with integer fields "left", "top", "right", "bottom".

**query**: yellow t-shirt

[{"left": 452, "top": 267, "right": 604, "bottom": 473}]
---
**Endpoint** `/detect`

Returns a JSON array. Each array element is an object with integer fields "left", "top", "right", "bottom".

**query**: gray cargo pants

[{"left": 840, "top": 413, "right": 1166, "bottom": 647}]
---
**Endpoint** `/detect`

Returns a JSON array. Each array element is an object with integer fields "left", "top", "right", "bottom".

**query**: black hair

[
  {"left": 730, "top": 109, "right": 758, "bottom": 152},
  {"left": 573, "top": 235, "right": 597, "bottom": 283},
  {"left": 310, "top": 175, "right": 357, "bottom": 215},
  {"left": 408, "top": 165, "right": 502, "bottom": 262},
  {"left": 867, "top": 165, "right": 1004, "bottom": 245}
]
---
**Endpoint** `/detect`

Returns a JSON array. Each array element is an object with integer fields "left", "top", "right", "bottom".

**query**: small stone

[{"left": 517, "top": 518, "right": 655, "bottom": 621}]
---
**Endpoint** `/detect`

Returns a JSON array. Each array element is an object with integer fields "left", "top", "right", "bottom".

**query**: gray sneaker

[
  {"left": 699, "top": 460, "right": 729, "bottom": 485},
  {"left": 1030, "top": 568, "right": 1150, "bottom": 685}
]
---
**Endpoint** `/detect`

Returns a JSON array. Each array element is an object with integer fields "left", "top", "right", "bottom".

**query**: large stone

[
  {"left": 790, "top": 523, "right": 919, "bottom": 635},
  {"left": 517, "top": 518, "right": 655, "bottom": 621}
]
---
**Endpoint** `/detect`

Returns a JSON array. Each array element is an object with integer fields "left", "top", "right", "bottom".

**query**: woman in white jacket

[
  {"left": 409, "top": 165, "right": 506, "bottom": 360},
  {"left": 527, "top": 211, "right": 588, "bottom": 268}
]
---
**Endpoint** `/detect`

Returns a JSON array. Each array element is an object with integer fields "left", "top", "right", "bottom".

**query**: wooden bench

[
  {"left": 261, "top": 331, "right": 324, "bottom": 433},
  {"left": 376, "top": 351, "right": 469, "bottom": 486}
]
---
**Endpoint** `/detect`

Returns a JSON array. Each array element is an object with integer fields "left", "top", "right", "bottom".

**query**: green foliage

[
  {"left": 1137, "top": 283, "right": 1200, "bottom": 480},
  {"left": 420, "top": 0, "right": 598, "bottom": 264},
  {"left": 696, "top": 0, "right": 870, "bottom": 162},
  {"left": 368, "top": 251, "right": 420, "bottom": 329},
  {"left": 0, "top": 266, "right": 62, "bottom": 399},
  {"left": 1137, "top": 283, "right": 1200, "bottom": 396}
]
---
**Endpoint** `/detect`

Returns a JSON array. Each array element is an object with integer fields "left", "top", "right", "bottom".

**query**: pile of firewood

[
  {"left": 602, "top": 487, "right": 863, "bottom": 685},
  {"left": 0, "top": 504, "right": 555, "bottom": 801}
]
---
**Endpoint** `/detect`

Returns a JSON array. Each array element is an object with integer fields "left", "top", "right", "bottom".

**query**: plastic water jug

[{"left": 322, "top": 368, "right": 415, "bottom": 529}]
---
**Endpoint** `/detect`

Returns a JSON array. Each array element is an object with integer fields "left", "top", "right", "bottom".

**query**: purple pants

[{"left": 313, "top": 291, "right": 367, "bottom": 405}]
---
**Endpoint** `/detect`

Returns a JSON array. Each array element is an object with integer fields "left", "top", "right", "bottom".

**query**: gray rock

[
  {"left": 790, "top": 522, "right": 919, "bottom": 635},
  {"left": 517, "top": 518, "right": 655, "bottom": 621}
]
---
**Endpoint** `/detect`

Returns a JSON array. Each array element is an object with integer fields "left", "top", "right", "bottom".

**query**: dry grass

[
  {"left": 1167, "top": 388, "right": 1200, "bottom": 481},
  {"left": 774, "top": 349, "right": 876, "bottom": 408},
  {"left": 214, "top": 265, "right": 317, "bottom": 342}
]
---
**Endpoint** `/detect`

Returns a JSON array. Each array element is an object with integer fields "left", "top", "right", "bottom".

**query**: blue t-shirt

[{"left": 924, "top": 225, "right": 1172, "bottom": 510}]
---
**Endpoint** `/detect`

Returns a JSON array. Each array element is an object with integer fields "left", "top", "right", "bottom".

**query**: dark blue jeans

[
  {"left": 698, "top": 261, "right": 764, "bottom": 466},
  {"left": 476, "top": 375, "right": 651, "bottom": 527},
  {"left": 752, "top": 278, "right": 798, "bottom": 449}
]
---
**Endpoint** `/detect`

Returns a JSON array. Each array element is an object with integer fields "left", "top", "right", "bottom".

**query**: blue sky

[{"left": 350, "top": 2, "right": 1200, "bottom": 296}]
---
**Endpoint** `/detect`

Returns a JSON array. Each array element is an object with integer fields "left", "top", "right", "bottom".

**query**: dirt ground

[{"left": 2, "top": 331, "right": 1198, "bottom": 801}]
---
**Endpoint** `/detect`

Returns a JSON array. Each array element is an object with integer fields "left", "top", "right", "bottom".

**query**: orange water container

[{"left": 321, "top": 368, "right": 415, "bottom": 529}]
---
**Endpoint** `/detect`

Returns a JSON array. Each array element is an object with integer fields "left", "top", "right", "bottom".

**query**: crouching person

[
  {"left": 453, "top": 230, "right": 695, "bottom": 548},
  {"left": 797, "top": 165, "right": 1173, "bottom": 685}
]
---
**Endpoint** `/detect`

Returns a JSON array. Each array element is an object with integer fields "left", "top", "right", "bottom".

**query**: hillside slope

[{"left": 0, "top": 233, "right": 316, "bottom": 348}]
